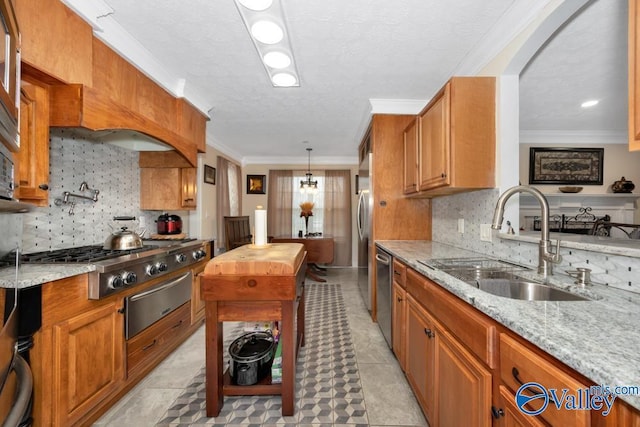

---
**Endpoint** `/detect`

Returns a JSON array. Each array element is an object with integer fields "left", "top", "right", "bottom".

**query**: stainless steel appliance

[
  {"left": 125, "top": 270, "right": 192, "bottom": 339},
  {"left": 357, "top": 151, "right": 372, "bottom": 311},
  {"left": 16, "top": 240, "right": 208, "bottom": 299},
  {"left": 375, "top": 247, "right": 392, "bottom": 348}
]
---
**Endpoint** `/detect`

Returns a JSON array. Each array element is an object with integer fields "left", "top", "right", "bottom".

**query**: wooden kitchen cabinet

[
  {"left": 51, "top": 301, "right": 125, "bottom": 426},
  {"left": 405, "top": 294, "right": 436, "bottom": 424},
  {"left": 407, "top": 77, "right": 496, "bottom": 197},
  {"left": 14, "top": 81, "right": 50, "bottom": 206},
  {"left": 436, "top": 325, "right": 492, "bottom": 427},
  {"left": 191, "top": 262, "right": 206, "bottom": 324},
  {"left": 403, "top": 118, "right": 419, "bottom": 194},
  {"left": 498, "top": 385, "right": 547, "bottom": 427},
  {"left": 629, "top": 0, "right": 640, "bottom": 150},
  {"left": 139, "top": 151, "right": 197, "bottom": 210},
  {"left": 392, "top": 259, "right": 407, "bottom": 369},
  {"left": 140, "top": 167, "right": 197, "bottom": 210},
  {"left": 14, "top": 0, "right": 93, "bottom": 86}
]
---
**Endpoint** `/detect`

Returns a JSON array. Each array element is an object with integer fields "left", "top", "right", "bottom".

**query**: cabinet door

[
  {"left": 405, "top": 296, "right": 436, "bottom": 424},
  {"left": 181, "top": 167, "right": 197, "bottom": 208},
  {"left": 14, "top": 83, "right": 50, "bottom": 206},
  {"left": 391, "top": 281, "right": 406, "bottom": 370},
  {"left": 140, "top": 168, "right": 182, "bottom": 210},
  {"left": 630, "top": 0, "right": 640, "bottom": 151},
  {"left": 403, "top": 118, "right": 419, "bottom": 194},
  {"left": 191, "top": 263, "right": 206, "bottom": 324},
  {"left": 52, "top": 302, "right": 125, "bottom": 425},
  {"left": 498, "top": 385, "right": 546, "bottom": 427},
  {"left": 436, "top": 326, "right": 492, "bottom": 427},
  {"left": 418, "top": 85, "right": 450, "bottom": 191}
]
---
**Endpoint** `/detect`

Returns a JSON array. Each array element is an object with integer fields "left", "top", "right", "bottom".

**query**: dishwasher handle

[{"left": 375, "top": 252, "right": 390, "bottom": 265}]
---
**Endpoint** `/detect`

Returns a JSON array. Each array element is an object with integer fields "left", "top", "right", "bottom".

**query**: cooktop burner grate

[{"left": 16, "top": 245, "right": 159, "bottom": 264}]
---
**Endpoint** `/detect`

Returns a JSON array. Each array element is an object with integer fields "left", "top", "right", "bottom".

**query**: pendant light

[{"left": 300, "top": 148, "right": 318, "bottom": 194}]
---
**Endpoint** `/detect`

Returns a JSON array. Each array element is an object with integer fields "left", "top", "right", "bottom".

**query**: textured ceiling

[
  {"left": 94, "top": 0, "right": 622, "bottom": 163},
  {"left": 519, "top": 0, "right": 626, "bottom": 135},
  {"left": 99, "top": 0, "right": 516, "bottom": 163}
]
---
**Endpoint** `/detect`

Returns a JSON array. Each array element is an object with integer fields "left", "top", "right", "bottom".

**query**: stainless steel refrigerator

[{"left": 357, "top": 153, "right": 372, "bottom": 311}]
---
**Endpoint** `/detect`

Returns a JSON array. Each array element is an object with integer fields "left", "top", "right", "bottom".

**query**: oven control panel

[{"left": 88, "top": 242, "right": 209, "bottom": 299}]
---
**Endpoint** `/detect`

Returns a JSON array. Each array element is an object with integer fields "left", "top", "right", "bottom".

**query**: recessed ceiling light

[
  {"left": 250, "top": 20, "right": 284, "bottom": 44},
  {"left": 263, "top": 51, "right": 291, "bottom": 69},
  {"left": 581, "top": 100, "right": 599, "bottom": 108},
  {"left": 237, "top": 0, "right": 273, "bottom": 11},
  {"left": 272, "top": 72, "right": 297, "bottom": 87}
]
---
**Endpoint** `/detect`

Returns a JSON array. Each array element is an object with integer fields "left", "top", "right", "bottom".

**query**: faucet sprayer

[{"left": 492, "top": 185, "right": 562, "bottom": 277}]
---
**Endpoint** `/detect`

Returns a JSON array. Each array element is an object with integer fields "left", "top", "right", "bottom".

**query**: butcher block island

[{"left": 200, "top": 243, "right": 307, "bottom": 417}]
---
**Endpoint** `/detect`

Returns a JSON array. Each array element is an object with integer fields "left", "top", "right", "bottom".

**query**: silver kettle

[{"left": 103, "top": 227, "right": 144, "bottom": 250}]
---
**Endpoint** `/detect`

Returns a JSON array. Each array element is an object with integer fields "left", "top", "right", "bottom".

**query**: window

[{"left": 292, "top": 173, "right": 324, "bottom": 235}]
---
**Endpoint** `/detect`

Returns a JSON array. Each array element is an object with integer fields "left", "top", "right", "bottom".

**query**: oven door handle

[{"left": 128, "top": 272, "right": 192, "bottom": 302}]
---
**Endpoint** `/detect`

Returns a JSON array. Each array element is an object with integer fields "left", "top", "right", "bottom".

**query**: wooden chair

[{"left": 224, "top": 216, "right": 252, "bottom": 251}]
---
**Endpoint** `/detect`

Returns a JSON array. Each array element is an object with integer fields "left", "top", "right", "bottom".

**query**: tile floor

[{"left": 93, "top": 268, "right": 427, "bottom": 426}]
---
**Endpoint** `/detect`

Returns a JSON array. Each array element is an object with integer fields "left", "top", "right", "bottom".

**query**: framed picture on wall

[
  {"left": 529, "top": 147, "right": 604, "bottom": 185},
  {"left": 204, "top": 165, "right": 216, "bottom": 185},
  {"left": 247, "top": 174, "right": 266, "bottom": 194}
]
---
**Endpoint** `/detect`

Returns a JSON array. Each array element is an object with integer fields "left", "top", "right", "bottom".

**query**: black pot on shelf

[{"left": 228, "top": 331, "right": 275, "bottom": 385}]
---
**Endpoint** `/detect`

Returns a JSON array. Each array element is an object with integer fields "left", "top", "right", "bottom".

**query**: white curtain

[
  {"left": 324, "top": 170, "right": 352, "bottom": 266},
  {"left": 267, "top": 170, "right": 294, "bottom": 238},
  {"left": 216, "top": 156, "right": 242, "bottom": 252}
]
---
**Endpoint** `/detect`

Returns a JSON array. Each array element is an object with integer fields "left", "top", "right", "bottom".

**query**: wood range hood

[{"left": 48, "top": 83, "right": 199, "bottom": 166}]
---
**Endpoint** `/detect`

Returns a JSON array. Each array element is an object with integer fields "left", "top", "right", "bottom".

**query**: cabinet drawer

[
  {"left": 392, "top": 259, "right": 406, "bottom": 287},
  {"left": 406, "top": 269, "right": 496, "bottom": 367},
  {"left": 201, "top": 267, "right": 304, "bottom": 301},
  {"left": 500, "top": 333, "right": 590, "bottom": 426},
  {"left": 127, "top": 302, "right": 191, "bottom": 376}
]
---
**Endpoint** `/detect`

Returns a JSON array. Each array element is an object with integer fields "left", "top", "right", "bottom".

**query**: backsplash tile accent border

[
  {"left": 21, "top": 130, "right": 158, "bottom": 253},
  {"left": 432, "top": 189, "right": 640, "bottom": 294}
]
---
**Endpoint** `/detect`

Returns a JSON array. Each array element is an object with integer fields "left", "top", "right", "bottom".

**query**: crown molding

[{"left": 369, "top": 99, "right": 428, "bottom": 115}]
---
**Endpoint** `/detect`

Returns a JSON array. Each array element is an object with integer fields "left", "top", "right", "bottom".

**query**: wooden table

[
  {"left": 271, "top": 236, "right": 334, "bottom": 282},
  {"left": 200, "top": 243, "right": 306, "bottom": 417}
]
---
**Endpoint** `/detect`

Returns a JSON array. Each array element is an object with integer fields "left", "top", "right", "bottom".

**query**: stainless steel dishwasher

[{"left": 375, "top": 247, "right": 392, "bottom": 348}]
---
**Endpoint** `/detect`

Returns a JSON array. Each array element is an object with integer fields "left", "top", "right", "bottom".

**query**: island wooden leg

[
  {"left": 205, "top": 301, "right": 224, "bottom": 417},
  {"left": 281, "top": 300, "right": 295, "bottom": 416},
  {"left": 297, "top": 285, "right": 305, "bottom": 347}
]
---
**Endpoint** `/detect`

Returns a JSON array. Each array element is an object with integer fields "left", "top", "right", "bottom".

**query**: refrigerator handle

[{"left": 357, "top": 190, "right": 365, "bottom": 240}]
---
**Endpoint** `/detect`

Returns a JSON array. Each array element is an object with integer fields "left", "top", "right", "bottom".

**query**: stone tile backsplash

[
  {"left": 21, "top": 130, "right": 158, "bottom": 253},
  {"left": 432, "top": 189, "right": 640, "bottom": 294}
]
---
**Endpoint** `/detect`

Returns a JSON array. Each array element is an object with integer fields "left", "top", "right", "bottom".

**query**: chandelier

[{"left": 300, "top": 148, "right": 318, "bottom": 193}]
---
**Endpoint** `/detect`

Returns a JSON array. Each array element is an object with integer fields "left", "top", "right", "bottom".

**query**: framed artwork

[
  {"left": 204, "top": 165, "right": 216, "bottom": 185},
  {"left": 247, "top": 174, "right": 266, "bottom": 194},
  {"left": 529, "top": 147, "right": 604, "bottom": 185}
]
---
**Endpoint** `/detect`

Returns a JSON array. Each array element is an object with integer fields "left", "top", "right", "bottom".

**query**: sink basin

[{"left": 474, "top": 278, "right": 589, "bottom": 301}]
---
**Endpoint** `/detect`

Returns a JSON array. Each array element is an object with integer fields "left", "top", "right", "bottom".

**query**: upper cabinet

[
  {"left": 629, "top": 0, "right": 640, "bottom": 151},
  {"left": 0, "top": 0, "right": 20, "bottom": 151},
  {"left": 139, "top": 151, "right": 197, "bottom": 211},
  {"left": 14, "top": 81, "right": 50, "bottom": 205},
  {"left": 13, "top": 0, "right": 93, "bottom": 86},
  {"left": 14, "top": 0, "right": 208, "bottom": 166},
  {"left": 404, "top": 77, "right": 496, "bottom": 198}
]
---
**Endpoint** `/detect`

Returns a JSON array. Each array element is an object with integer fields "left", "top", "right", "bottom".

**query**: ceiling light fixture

[
  {"left": 300, "top": 148, "right": 318, "bottom": 194},
  {"left": 233, "top": 0, "right": 300, "bottom": 87},
  {"left": 237, "top": 0, "right": 273, "bottom": 11},
  {"left": 581, "top": 99, "right": 599, "bottom": 108}
]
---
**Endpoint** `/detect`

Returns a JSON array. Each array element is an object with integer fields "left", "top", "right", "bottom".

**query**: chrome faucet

[{"left": 491, "top": 185, "right": 562, "bottom": 277}]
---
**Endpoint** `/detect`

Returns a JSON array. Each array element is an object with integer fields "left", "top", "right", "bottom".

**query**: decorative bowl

[{"left": 558, "top": 186, "right": 583, "bottom": 193}]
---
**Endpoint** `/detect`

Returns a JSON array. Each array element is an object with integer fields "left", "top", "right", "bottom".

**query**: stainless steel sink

[
  {"left": 473, "top": 278, "right": 589, "bottom": 301},
  {"left": 421, "top": 257, "right": 589, "bottom": 301}
]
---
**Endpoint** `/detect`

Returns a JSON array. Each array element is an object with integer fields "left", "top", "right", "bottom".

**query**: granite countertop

[
  {"left": 0, "top": 264, "right": 96, "bottom": 288},
  {"left": 376, "top": 240, "right": 640, "bottom": 411}
]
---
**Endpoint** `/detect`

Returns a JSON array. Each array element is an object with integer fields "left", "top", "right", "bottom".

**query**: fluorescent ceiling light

[
  {"left": 251, "top": 20, "right": 284, "bottom": 44},
  {"left": 581, "top": 99, "right": 599, "bottom": 108},
  {"left": 237, "top": 0, "right": 273, "bottom": 11},
  {"left": 272, "top": 72, "right": 297, "bottom": 87},
  {"left": 263, "top": 51, "right": 291, "bottom": 69}
]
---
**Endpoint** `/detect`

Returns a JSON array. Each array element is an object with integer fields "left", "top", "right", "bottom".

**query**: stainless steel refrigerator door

[{"left": 357, "top": 154, "right": 372, "bottom": 311}]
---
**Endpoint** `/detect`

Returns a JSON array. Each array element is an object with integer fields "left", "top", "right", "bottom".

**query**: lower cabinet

[
  {"left": 52, "top": 302, "right": 125, "bottom": 426},
  {"left": 191, "top": 262, "right": 206, "bottom": 324},
  {"left": 391, "top": 280, "right": 407, "bottom": 370},
  {"left": 498, "top": 385, "right": 547, "bottom": 427}
]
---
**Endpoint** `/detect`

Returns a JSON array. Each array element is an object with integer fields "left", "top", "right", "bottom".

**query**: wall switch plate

[
  {"left": 480, "top": 224, "right": 493, "bottom": 242},
  {"left": 457, "top": 218, "right": 464, "bottom": 234}
]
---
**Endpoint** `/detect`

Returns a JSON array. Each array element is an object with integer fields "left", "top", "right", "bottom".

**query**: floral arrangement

[{"left": 299, "top": 201, "right": 314, "bottom": 218}]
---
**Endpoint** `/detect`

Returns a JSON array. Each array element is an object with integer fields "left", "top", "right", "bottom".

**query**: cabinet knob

[
  {"left": 491, "top": 407, "right": 505, "bottom": 419},
  {"left": 247, "top": 279, "right": 257, "bottom": 287},
  {"left": 397, "top": 296, "right": 403, "bottom": 302},
  {"left": 424, "top": 328, "right": 434, "bottom": 338},
  {"left": 441, "top": 173, "right": 446, "bottom": 178},
  {"left": 38, "top": 184, "right": 49, "bottom": 190}
]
